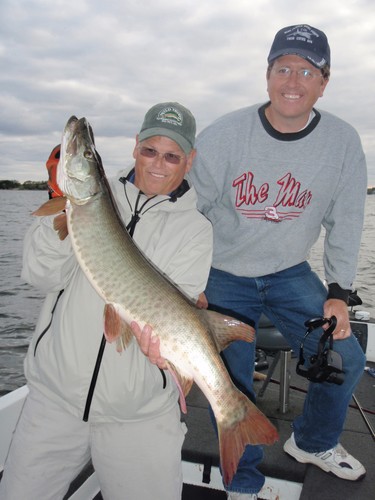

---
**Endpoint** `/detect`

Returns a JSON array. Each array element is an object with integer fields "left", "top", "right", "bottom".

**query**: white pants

[{"left": 0, "top": 387, "right": 186, "bottom": 500}]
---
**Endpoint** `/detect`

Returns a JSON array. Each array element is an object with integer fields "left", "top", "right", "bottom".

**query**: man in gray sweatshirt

[{"left": 188, "top": 24, "right": 367, "bottom": 500}]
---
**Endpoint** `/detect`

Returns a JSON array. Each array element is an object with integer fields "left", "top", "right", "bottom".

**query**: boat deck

[
  {"left": 180, "top": 353, "right": 375, "bottom": 500},
  {"left": 2, "top": 324, "right": 374, "bottom": 500},
  {"left": 69, "top": 354, "right": 375, "bottom": 500}
]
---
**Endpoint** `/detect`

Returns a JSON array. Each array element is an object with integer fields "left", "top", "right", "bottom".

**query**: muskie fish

[{"left": 34, "top": 116, "right": 278, "bottom": 485}]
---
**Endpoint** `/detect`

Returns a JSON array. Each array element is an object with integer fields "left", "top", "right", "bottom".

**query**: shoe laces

[{"left": 315, "top": 443, "right": 350, "bottom": 466}]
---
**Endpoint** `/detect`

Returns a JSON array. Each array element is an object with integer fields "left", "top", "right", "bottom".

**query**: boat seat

[{"left": 256, "top": 314, "right": 292, "bottom": 413}]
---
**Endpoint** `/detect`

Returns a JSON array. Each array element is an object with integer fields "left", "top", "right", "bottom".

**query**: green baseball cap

[{"left": 138, "top": 102, "right": 196, "bottom": 154}]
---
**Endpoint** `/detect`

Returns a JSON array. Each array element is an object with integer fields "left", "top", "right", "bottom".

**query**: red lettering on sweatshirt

[
  {"left": 233, "top": 172, "right": 311, "bottom": 209},
  {"left": 274, "top": 173, "right": 312, "bottom": 209},
  {"left": 233, "top": 172, "right": 269, "bottom": 207}
]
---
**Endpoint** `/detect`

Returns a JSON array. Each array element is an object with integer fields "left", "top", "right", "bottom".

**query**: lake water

[{"left": 1, "top": 190, "right": 374, "bottom": 395}]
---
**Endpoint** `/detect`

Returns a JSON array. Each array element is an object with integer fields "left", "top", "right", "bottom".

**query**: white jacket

[{"left": 22, "top": 168, "right": 213, "bottom": 423}]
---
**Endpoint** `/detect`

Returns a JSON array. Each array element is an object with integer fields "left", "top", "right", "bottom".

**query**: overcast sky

[{"left": 1, "top": 0, "right": 374, "bottom": 185}]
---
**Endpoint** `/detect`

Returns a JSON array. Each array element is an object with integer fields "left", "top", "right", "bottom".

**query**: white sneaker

[
  {"left": 227, "top": 493, "right": 258, "bottom": 500},
  {"left": 284, "top": 433, "right": 366, "bottom": 481}
]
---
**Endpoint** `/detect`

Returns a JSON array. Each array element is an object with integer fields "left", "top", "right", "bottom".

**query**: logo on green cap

[{"left": 156, "top": 107, "right": 183, "bottom": 127}]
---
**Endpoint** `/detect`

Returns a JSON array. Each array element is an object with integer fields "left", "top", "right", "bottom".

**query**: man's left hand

[
  {"left": 323, "top": 298, "right": 351, "bottom": 339},
  {"left": 131, "top": 321, "right": 167, "bottom": 369}
]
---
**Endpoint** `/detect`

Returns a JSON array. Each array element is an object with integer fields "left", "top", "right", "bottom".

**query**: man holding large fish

[{"left": 0, "top": 102, "right": 277, "bottom": 500}]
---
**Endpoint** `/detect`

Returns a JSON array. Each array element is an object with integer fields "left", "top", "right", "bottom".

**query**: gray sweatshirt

[{"left": 189, "top": 103, "right": 367, "bottom": 296}]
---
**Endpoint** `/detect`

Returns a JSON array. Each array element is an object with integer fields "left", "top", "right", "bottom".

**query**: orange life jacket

[{"left": 46, "top": 144, "right": 63, "bottom": 198}]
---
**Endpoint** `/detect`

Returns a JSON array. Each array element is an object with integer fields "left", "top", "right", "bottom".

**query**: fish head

[{"left": 57, "top": 115, "right": 104, "bottom": 204}]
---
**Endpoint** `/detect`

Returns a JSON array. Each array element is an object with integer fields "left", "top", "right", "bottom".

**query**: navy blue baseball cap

[{"left": 268, "top": 24, "right": 330, "bottom": 69}]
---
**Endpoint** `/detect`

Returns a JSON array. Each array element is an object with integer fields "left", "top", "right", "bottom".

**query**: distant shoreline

[{"left": 0, "top": 180, "right": 48, "bottom": 191}]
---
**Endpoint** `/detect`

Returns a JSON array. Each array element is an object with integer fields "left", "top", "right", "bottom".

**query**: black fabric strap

[
  {"left": 327, "top": 283, "right": 351, "bottom": 303},
  {"left": 83, "top": 334, "right": 106, "bottom": 422},
  {"left": 34, "top": 289, "right": 64, "bottom": 356}
]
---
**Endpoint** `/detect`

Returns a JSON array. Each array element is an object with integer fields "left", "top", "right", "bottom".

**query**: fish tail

[{"left": 218, "top": 395, "right": 279, "bottom": 485}]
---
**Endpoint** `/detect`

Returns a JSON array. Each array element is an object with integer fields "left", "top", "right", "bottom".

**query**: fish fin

[
  {"left": 165, "top": 361, "right": 193, "bottom": 414},
  {"left": 32, "top": 197, "right": 67, "bottom": 216},
  {"left": 103, "top": 304, "right": 133, "bottom": 351},
  {"left": 53, "top": 213, "right": 69, "bottom": 240},
  {"left": 198, "top": 309, "right": 255, "bottom": 352},
  {"left": 218, "top": 392, "right": 279, "bottom": 485},
  {"left": 115, "top": 337, "right": 124, "bottom": 354},
  {"left": 253, "top": 371, "right": 267, "bottom": 381},
  {"left": 118, "top": 322, "right": 134, "bottom": 351}
]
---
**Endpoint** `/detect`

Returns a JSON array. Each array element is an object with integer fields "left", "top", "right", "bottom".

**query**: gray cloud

[{"left": 0, "top": 0, "right": 374, "bottom": 183}]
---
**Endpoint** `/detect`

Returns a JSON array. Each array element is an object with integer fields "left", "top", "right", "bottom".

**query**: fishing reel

[{"left": 296, "top": 316, "right": 345, "bottom": 385}]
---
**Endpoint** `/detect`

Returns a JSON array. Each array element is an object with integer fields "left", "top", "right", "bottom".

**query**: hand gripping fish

[{"left": 34, "top": 116, "right": 278, "bottom": 485}]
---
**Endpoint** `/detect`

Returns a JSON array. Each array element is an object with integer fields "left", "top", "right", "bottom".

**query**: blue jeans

[{"left": 205, "top": 262, "right": 366, "bottom": 494}]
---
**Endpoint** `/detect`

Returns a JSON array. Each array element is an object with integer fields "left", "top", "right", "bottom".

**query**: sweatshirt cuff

[{"left": 327, "top": 283, "right": 351, "bottom": 303}]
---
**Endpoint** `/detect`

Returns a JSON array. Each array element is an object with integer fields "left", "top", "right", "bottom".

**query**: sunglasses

[{"left": 138, "top": 146, "right": 184, "bottom": 165}]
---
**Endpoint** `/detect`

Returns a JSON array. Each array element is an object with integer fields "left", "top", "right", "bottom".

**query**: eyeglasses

[
  {"left": 271, "top": 66, "right": 322, "bottom": 81},
  {"left": 137, "top": 146, "right": 184, "bottom": 165}
]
